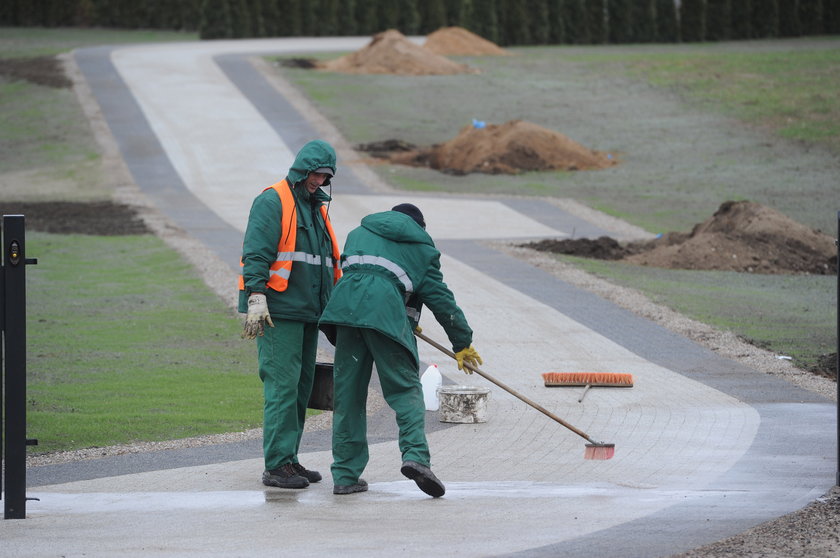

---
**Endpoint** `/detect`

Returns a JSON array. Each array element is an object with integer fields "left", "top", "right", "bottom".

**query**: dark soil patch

[
  {"left": 1, "top": 201, "right": 150, "bottom": 235},
  {"left": 279, "top": 58, "right": 320, "bottom": 69},
  {"left": 0, "top": 56, "right": 72, "bottom": 88},
  {"left": 524, "top": 201, "right": 837, "bottom": 276},
  {"left": 810, "top": 353, "right": 838, "bottom": 380}
]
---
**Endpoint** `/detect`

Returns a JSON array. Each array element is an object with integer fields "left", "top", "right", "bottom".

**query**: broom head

[
  {"left": 584, "top": 443, "right": 615, "bottom": 460},
  {"left": 543, "top": 371, "right": 634, "bottom": 387}
]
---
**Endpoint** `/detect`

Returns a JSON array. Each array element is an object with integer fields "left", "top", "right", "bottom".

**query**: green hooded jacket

[
  {"left": 320, "top": 210, "right": 473, "bottom": 367},
  {"left": 238, "top": 140, "right": 337, "bottom": 322}
]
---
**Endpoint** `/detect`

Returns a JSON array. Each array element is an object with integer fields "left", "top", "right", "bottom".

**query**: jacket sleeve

[
  {"left": 241, "top": 191, "right": 282, "bottom": 295},
  {"left": 416, "top": 252, "right": 473, "bottom": 353}
]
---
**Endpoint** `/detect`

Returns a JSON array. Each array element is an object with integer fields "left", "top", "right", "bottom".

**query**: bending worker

[
  {"left": 239, "top": 140, "right": 341, "bottom": 490},
  {"left": 320, "top": 203, "right": 482, "bottom": 497}
]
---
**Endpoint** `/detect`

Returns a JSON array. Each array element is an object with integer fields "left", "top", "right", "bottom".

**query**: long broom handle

[{"left": 415, "top": 331, "right": 597, "bottom": 445}]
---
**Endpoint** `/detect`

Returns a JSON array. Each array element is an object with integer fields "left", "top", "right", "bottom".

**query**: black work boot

[
  {"left": 262, "top": 463, "right": 309, "bottom": 489},
  {"left": 333, "top": 479, "right": 368, "bottom": 495},
  {"left": 401, "top": 461, "right": 445, "bottom": 498},
  {"left": 292, "top": 462, "right": 322, "bottom": 483}
]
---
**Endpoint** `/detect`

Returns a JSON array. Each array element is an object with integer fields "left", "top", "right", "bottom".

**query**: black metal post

[{"left": 2, "top": 214, "right": 37, "bottom": 519}]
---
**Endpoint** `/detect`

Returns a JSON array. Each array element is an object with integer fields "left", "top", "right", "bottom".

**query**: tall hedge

[
  {"left": 470, "top": 0, "right": 500, "bottom": 43},
  {"left": 418, "top": 0, "right": 447, "bottom": 33},
  {"left": 706, "top": 0, "right": 732, "bottom": 40},
  {"left": 730, "top": 0, "right": 753, "bottom": 37},
  {"left": 445, "top": 0, "right": 473, "bottom": 28},
  {"left": 778, "top": 0, "right": 802, "bottom": 36},
  {"left": 631, "top": 0, "right": 657, "bottom": 42},
  {"left": 546, "top": 0, "right": 566, "bottom": 43},
  {"left": 607, "top": 0, "right": 632, "bottom": 43},
  {"left": 354, "top": 0, "right": 377, "bottom": 34},
  {"left": 800, "top": 0, "right": 825, "bottom": 33},
  {"left": 826, "top": 0, "right": 840, "bottom": 33},
  {"left": 498, "top": 0, "right": 531, "bottom": 45},
  {"left": 199, "top": 0, "right": 231, "bottom": 38},
  {"left": 588, "top": 0, "right": 607, "bottom": 43},
  {"left": 528, "top": 0, "right": 551, "bottom": 44},
  {"left": 656, "top": 0, "right": 680, "bottom": 41},
  {"left": 681, "top": 0, "right": 707, "bottom": 42},
  {"left": 395, "top": 0, "right": 419, "bottom": 35},
  {"left": 563, "top": 0, "right": 589, "bottom": 44},
  {"left": 752, "top": 0, "right": 780, "bottom": 37},
  {"left": 7, "top": 0, "right": 840, "bottom": 45}
]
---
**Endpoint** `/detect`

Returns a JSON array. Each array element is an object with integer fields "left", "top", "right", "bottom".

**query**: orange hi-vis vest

[{"left": 239, "top": 180, "right": 342, "bottom": 293}]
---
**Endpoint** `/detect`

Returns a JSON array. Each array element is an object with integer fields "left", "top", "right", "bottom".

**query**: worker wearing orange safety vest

[{"left": 238, "top": 140, "right": 341, "bottom": 490}]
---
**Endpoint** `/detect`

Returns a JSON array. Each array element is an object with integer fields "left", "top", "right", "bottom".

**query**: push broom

[
  {"left": 415, "top": 331, "right": 616, "bottom": 460},
  {"left": 542, "top": 371, "right": 634, "bottom": 402}
]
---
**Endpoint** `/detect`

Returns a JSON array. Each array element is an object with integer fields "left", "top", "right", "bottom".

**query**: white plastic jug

[{"left": 420, "top": 364, "right": 442, "bottom": 411}]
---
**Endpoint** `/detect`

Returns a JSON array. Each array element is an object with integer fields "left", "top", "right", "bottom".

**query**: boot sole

[
  {"left": 262, "top": 474, "right": 309, "bottom": 489},
  {"left": 334, "top": 479, "right": 368, "bottom": 494},
  {"left": 401, "top": 462, "right": 445, "bottom": 498}
]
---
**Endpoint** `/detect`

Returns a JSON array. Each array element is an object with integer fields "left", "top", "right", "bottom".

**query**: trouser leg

[
  {"left": 365, "top": 330, "right": 431, "bottom": 467},
  {"left": 331, "top": 326, "right": 374, "bottom": 485},
  {"left": 257, "top": 320, "right": 317, "bottom": 470},
  {"left": 294, "top": 321, "right": 319, "bottom": 460}
]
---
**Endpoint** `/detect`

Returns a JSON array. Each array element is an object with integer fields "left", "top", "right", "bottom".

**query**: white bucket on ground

[{"left": 437, "top": 385, "right": 490, "bottom": 423}]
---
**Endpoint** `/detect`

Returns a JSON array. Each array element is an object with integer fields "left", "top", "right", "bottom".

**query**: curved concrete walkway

[{"left": 2, "top": 38, "right": 835, "bottom": 557}]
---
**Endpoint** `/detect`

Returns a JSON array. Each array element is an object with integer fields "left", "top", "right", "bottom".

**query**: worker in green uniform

[
  {"left": 239, "top": 140, "right": 342, "bottom": 489},
  {"left": 320, "top": 203, "right": 482, "bottom": 498}
]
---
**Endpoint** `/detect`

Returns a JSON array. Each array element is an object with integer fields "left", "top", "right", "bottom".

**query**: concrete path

[{"left": 1, "top": 38, "right": 835, "bottom": 557}]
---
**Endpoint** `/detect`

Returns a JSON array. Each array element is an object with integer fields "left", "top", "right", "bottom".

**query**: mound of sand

[
  {"left": 369, "top": 120, "right": 616, "bottom": 175},
  {"left": 318, "top": 29, "right": 478, "bottom": 75},
  {"left": 423, "top": 26, "right": 510, "bottom": 56},
  {"left": 525, "top": 201, "right": 838, "bottom": 275},
  {"left": 625, "top": 200, "right": 837, "bottom": 274}
]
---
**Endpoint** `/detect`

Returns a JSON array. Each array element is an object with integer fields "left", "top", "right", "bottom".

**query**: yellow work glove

[
  {"left": 414, "top": 325, "right": 422, "bottom": 334},
  {"left": 454, "top": 346, "right": 482, "bottom": 374},
  {"left": 242, "top": 293, "right": 274, "bottom": 339}
]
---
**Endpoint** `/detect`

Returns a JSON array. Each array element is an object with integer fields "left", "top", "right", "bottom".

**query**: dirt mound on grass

[
  {"left": 525, "top": 200, "right": 837, "bottom": 275},
  {"left": 423, "top": 26, "right": 510, "bottom": 56},
  {"left": 318, "top": 29, "right": 478, "bottom": 75},
  {"left": 360, "top": 120, "right": 617, "bottom": 175}
]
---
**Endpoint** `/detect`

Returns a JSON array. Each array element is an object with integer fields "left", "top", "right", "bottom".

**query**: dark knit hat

[{"left": 392, "top": 203, "right": 425, "bottom": 229}]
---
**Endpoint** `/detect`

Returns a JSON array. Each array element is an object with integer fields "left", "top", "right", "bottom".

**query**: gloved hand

[
  {"left": 454, "top": 346, "right": 482, "bottom": 374},
  {"left": 414, "top": 325, "right": 422, "bottom": 334},
  {"left": 242, "top": 293, "right": 274, "bottom": 339}
]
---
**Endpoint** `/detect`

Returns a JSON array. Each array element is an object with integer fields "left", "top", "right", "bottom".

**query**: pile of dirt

[
  {"left": 525, "top": 200, "right": 837, "bottom": 275},
  {"left": 318, "top": 29, "right": 478, "bottom": 75},
  {"left": 0, "top": 201, "right": 150, "bottom": 236},
  {"left": 0, "top": 56, "right": 72, "bottom": 88},
  {"left": 359, "top": 120, "right": 617, "bottom": 175},
  {"left": 423, "top": 26, "right": 510, "bottom": 56}
]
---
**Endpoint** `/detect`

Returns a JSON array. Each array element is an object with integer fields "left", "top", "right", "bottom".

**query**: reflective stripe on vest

[
  {"left": 343, "top": 254, "right": 414, "bottom": 295},
  {"left": 239, "top": 179, "right": 342, "bottom": 292}
]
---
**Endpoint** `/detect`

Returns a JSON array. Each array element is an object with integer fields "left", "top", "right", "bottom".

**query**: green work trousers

[
  {"left": 331, "top": 326, "right": 430, "bottom": 486},
  {"left": 256, "top": 320, "right": 318, "bottom": 470}
]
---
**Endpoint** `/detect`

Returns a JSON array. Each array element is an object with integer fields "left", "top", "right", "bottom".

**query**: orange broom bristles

[
  {"left": 584, "top": 443, "right": 615, "bottom": 460},
  {"left": 542, "top": 371, "right": 634, "bottom": 387}
]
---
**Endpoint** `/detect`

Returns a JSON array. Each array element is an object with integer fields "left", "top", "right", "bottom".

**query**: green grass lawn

[
  {"left": 563, "top": 256, "right": 836, "bottom": 372},
  {"left": 24, "top": 233, "right": 262, "bottom": 453}
]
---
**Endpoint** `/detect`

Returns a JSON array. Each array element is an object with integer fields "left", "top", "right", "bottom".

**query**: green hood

[
  {"left": 360, "top": 211, "right": 434, "bottom": 246},
  {"left": 286, "top": 140, "right": 336, "bottom": 187}
]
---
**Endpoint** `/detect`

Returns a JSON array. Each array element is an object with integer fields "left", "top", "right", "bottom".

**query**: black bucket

[{"left": 308, "top": 362, "right": 334, "bottom": 411}]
